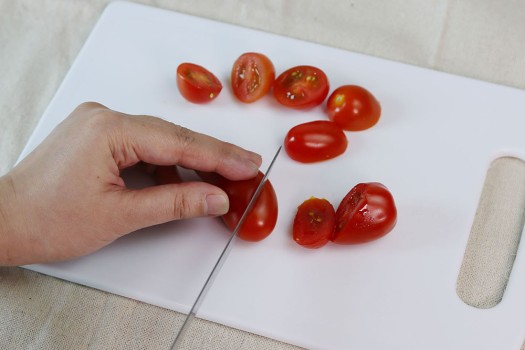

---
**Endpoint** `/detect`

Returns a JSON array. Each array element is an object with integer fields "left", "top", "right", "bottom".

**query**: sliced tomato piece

[
  {"left": 293, "top": 197, "right": 335, "bottom": 249},
  {"left": 176, "top": 62, "right": 222, "bottom": 104},
  {"left": 273, "top": 65, "right": 330, "bottom": 109},
  {"left": 333, "top": 182, "right": 397, "bottom": 244},
  {"left": 231, "top": 52, "right": 275, "bottom": 103},
  {"left": 327, "top": 85, "right": 381, "bottom": 131}
]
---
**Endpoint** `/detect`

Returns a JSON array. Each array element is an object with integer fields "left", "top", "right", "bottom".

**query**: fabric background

[{"left": 1, "top": 0, "right": 525, "bottom": 349}]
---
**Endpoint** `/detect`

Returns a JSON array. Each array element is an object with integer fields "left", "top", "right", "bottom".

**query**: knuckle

[
  {"left": 175, "top": 125, "right": 196, "bottom": 149},
  {"left": 72, "top": 103, "right": 121, "bottom": 132},
  {"left": 78, "top": 101, "right": 105, "bottom": 110},
  {"left": 171, "top": 191, "right": 201, "bottom": 220}
]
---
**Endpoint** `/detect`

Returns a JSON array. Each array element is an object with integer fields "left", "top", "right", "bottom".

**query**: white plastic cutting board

[{"left": 17, "top": 2, "right": 525, "bottom": 349}]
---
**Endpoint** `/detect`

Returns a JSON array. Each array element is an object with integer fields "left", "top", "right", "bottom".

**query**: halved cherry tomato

[
  {"left": 176, "top": 63, "right": 222, "bottom": 104},
  {"left": 199, "top": 171, "right": 278, "bottom": 242},
  {"left": 293, "top": 197, "right": 335, "bottom": 249},
  {"left": 326, "top": 85, "right": 381, "bottom": 131},
  {"left": 284, "top": 120, "right": 348, "bottom": 163},
  {"left": 333, "top": 182, "right": 397, "bottom": 244},
  {"left": 231, "top": 52, "right": 275, "bottom": 103},
  {"left": 273, "top": 65, "right": 329, "bottom": 109}
]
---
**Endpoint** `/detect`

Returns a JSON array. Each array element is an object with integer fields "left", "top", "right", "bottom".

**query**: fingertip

[
  {"left": 248, "top": 151, "right": 263, "bottom": 168},
  {"left": 221, "top": 152, "right": 261, "bottom": 180},
  {"left": 205, "top": 193, "right": 229, "bottom": 216},
  {"left": 116, "top": 181, "right": 231, "bottom": 232}
]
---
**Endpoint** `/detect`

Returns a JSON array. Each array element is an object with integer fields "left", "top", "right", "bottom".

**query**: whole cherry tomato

[
  {"left": 333, "top": 182, "right": 397, "bottom": 244},
  {"left": 199, "top": 171, "right": 278, "bottom": 242},
  {"left": 284, "top": 120, "right": 348, "bottom": 163},
  {"left": 176, "top": 63, "right": 222, "bottom": 104},
  {"left": 326, "top": 85, "right": 381, "bottom": 131},
  {"left": 231, "top": 52, "right": 275, "bottom": 103},
  {"left": 293, "top": 197, "right": 335, "bottom": 249},
  {"left": 273, "top": 65, "right": 329, "bottom": 109},
  {"left": 153, "top": 165, "right": 182, "bottom": 185}
]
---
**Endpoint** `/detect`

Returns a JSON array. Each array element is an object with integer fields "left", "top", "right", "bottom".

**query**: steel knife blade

[{"left": 170, "top": 145, "right": 282, "bottom": 349}]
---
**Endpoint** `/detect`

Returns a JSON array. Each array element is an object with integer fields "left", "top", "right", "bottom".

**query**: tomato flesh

[
  {"left": 199, "top": 171, "right": 278, "bottom": 242},
  {"left": 231, "top": 52, "right": 275, "bottom": 103},
  {"left": 273, "top": 65, "right": 329, "bottom": 109},
  {"left": 176, "top": 63, "right": 222, "bottom": 104},
  {"left": 293, "top": 197, "right": 335, "bottom": 249},
  {"left": 284, "top": 120, "right": 347, "bottom": 163},
  {"left": 333, "top": 182, "right": 397, "bottom": 244},
  {"left": 326, "top": 85, "right": 381, "bottom": 131}
]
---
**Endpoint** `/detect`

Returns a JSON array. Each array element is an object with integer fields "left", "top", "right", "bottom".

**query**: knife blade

[{"left": 170, "top": 145, "right": 282, "bottom": 349}]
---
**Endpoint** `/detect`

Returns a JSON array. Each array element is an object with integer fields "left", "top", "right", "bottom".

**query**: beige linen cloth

[{"left": 1, "top": 0, "right": 525, "bottom": 349}]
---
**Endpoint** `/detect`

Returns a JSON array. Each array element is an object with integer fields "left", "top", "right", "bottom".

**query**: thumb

[{"left": 114, "top": 182, "right": 229, "bottom": 233}]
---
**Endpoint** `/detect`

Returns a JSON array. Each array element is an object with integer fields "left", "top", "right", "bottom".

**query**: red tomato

[
  {"left": 284, "top": 120, "right": 348, "bottom": 163},
  {"left": 154, "top": 165, "right": 182, "bottom": 185},
  {"left": 326, "top": 85, "right": 381, "bottom": 131},
  {"left": 333, "top": 182, "right": 397, "bottom": 244},
  {"left": 199, "top": 171, "right": 278, "bottom": 242},
  {"left": 231, "top": 52, "right": 275, "bottom": 103},
  {"left": 293, "top": 197, "right": 335, "bottom": 249},
  {"left": 176, "top": 63, "right": 222, "bottom": 104},
  {"left": 273, "top": 65, "right": 330, "bottom": 109}
]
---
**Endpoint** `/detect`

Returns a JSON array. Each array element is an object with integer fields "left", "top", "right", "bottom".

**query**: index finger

[{"left": 108, "top": 112, "right": 262, "bottom": 181}]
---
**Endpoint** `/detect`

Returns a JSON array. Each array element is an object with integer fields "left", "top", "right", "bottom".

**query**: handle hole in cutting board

[{"left": 457, "top": 157, "right": 525, "bottom": 309}]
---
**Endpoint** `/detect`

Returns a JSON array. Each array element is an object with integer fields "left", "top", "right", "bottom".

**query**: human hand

[{"left": 0, "top": 102, "right": 261, "bottom": 266}]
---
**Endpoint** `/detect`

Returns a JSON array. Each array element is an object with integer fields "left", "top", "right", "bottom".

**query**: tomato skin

[
  {"left": 176, "top": 63, "right": 222, "bottom": 104},
  {"left": 326, "top": 85, "right": 381, "bottom": 131},
  {"left": 273, "top": 65, "right": 330, "bottom": 109},
  {"left": 231, "top": 52, "right": 275, "bottom": 103},
  {"left": 293, "top": 197, "right": 335, "bottom": 249},
  {"left": 154, "top": 166, "right": 182, "bottom": 185},
  {"left": 284, "top": 120, "right": 348, "bottom": 163},
  {"left": 333, "top": 182, "right": 397, "bottom": 244},
  {"left": 200, "top": 171, "right": 278, "bottom": 242}
]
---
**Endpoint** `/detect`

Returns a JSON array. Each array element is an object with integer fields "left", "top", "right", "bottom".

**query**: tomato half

[
  {"left": 326, "top": 85, "right": 381, "bottom": 131},
  {"left": 284, "top": 120, "right": 348, "bottom": 163},
  {"left": 293, "top": 197, "right": 335, "bottom": 249},
  {"left": 231, "top": 52, "right": 275, "bottom": 103},
  {"left": 333, "top": 182, "right": 397, "bottom": 244},
  {"left": 273, "top": 65, "right": 330, "bottom": 109},
  {"left": 199, "top": 171, "right": 278, "bottom": 242},
  {"left": 176, "top": 63, "right": 222, "bottom": 104}
]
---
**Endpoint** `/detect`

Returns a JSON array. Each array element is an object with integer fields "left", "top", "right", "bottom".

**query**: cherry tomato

[
  {"left": 293, "top": 197, "right": 335, "bottom": 249},
  {"left": 273, "top": 65, "right": 330, "bottom": 109},
  {"left": 284, "top": 120, "right": 348, "bottom": 163},
  {"left": 231, "top": 52, "right": 275, "bottom": 103},
  {"left": 176, "top": 63, "right": 222, "bottom": 104},
  {"left": 333, "top": 182, "right": 397, "bottom": 244},
  {"left": 326, "top": 85, "right": 381, "bottom": 131},
  {"left": 154, "top": 165, "right": 182, "bottom": 185},
  {"left": 199, "top": 171, "right": 278, "bottom": 242}
]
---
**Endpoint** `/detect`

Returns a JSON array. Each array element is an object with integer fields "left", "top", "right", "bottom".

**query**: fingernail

[
  {"left": 206, "top": 194, "right": 229, "bottom": 216},
  {"left": 245, "top": 159, "right": 260, "bottom": 175},
  {"left": 231, "top": 157, "right": 259, "bottom": 176},
  {"left": 248, "top": 152, "right": 263, "bottom": 167}
]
